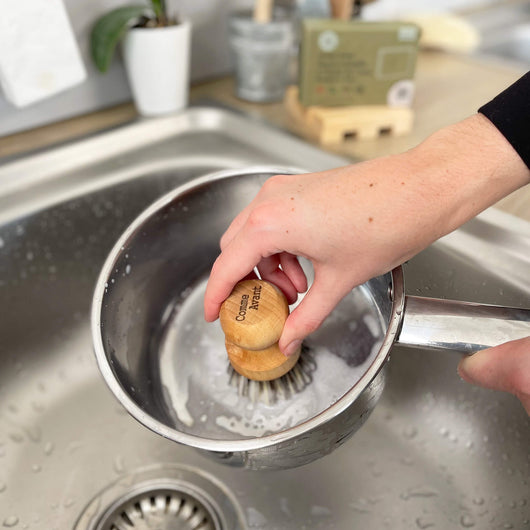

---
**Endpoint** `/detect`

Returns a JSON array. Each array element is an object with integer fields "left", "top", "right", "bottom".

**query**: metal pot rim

[{"left": 91, "top": 166, "right": 405, "bottom": 452}]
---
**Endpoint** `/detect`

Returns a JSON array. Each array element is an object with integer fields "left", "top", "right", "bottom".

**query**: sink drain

[
  {"left": 99, "top": 486, "right": 216, "bottom": 530},
  {"left": 75, "top": 465, "right": 245, "bottom": 530}
]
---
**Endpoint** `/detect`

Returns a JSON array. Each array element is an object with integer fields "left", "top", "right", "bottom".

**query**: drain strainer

[
  {"left": 99, "top": 486, "right": 216, "bottom": 530},
  {"left": 76, "top": 465, "right": 245, "bottom": 530}
]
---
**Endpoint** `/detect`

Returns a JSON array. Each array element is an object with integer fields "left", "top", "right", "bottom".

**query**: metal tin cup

[{"left": 229, "top": 12, "right": 294, "bottom": 102}]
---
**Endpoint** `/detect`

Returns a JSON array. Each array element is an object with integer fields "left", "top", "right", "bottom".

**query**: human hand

[
  {"left": 204, "top": 114, "right": 529, "bottom": 356},
  {"left": 458, "top": 336, "right": 530, "bottom": 415},
  {"left": 204, "top": 155, "right": 442, "bottom": 356}
]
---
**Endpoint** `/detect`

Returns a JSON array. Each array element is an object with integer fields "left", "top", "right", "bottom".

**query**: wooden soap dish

[{"left": 284, "top": 86, "right": 414, "bottom": 145}]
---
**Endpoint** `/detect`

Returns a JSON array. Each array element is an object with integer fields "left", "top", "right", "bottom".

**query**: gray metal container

[{"left": 229, "top": 12, "right": 294, "bottom": 102}]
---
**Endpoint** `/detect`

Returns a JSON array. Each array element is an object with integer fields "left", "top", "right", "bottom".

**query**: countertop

[{"left": 0, "top": 50, "right": 529, "bottom": 221}]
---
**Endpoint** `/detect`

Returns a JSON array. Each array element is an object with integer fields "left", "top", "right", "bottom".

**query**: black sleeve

[{"left": 478, "top": 71, "right": 530, "bottom": 169}]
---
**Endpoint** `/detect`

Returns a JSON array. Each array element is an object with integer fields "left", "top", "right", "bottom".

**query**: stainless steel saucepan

[{"left": 91, "top": 167, "right": 530, "bottom": 471}]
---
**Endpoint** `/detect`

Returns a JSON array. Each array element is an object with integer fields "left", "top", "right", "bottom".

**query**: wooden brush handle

[
  {"left": 220, "top": 279, "right": 289, "bottom": 351},
  {"left": 220, "top": 279, "right": 298, "bottom": 381},
  {"left": 225, "top": 341, "right": 301, "bottom": 382},
  {"left": 253, "top": 0, "right": 273, "bottom": 23},
  {"left": 330, "top": 0, "right": 353, "bottom": 19}
]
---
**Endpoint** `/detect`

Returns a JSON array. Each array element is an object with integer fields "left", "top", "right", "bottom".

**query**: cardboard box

[{"left": 299, "top": 20, "right": 420, "bottom": 107}]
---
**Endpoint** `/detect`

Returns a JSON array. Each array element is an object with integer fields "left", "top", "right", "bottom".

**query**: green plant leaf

[
  {"left": 90, "top": 6, "right": 153, "bottom": 73},
  {"left": 150, "top": 0, "right": 166, "bottom": 21}
]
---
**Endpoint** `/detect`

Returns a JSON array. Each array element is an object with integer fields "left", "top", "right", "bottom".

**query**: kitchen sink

[
  {"left": 0, "top": 106, "right": 529, "bottom": 529},
  {"left": 468, "top": 1, "right": 530, "bottom": 66}
]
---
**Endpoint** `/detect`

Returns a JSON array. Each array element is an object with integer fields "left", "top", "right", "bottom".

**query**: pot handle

[{"left": 396, "top": 296, "right": 530, "bottom": 354}]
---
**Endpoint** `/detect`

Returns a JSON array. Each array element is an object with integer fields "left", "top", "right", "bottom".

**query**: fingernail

[
  {"left": 457, "top": 356, "right": 478, "bottom": 385},
  {"left": 283, "top": 339, "right": 302, "bottom": 357}
]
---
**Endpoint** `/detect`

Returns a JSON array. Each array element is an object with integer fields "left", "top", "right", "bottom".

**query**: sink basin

[
  {"left": 0, "top": 107, "right": 529, "bottom": 529},
  {"left": 468, "top": 1, "right": 530, "bottom": 65}
]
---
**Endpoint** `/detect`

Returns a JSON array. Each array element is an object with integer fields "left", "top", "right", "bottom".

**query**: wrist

[{"left": 406, "top": 113, "right": 530, "bottom": 233}]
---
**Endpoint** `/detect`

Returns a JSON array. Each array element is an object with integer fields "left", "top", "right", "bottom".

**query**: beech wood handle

[
  {"left": 253, "top": 0, "right": 273, "bottom": 23},
  {"left": 219, "top": 279, "right": 300, "bottom": 381}
]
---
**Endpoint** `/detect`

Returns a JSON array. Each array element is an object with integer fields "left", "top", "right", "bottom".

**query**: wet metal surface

[{"left": 0, "top": 107, "right": 529, "bottom": 528}]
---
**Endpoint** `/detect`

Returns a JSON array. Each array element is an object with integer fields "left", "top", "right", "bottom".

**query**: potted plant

[{"left": 90, "top": 0, "right": 191, "bottom": 116}]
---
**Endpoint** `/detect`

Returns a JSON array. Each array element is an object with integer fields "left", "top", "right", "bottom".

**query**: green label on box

[{"left": 299, "top": 20, "right": 420, "bottom": 107}]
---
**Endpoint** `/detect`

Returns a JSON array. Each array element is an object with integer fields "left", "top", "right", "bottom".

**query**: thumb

[
  {"left": 458, "top": 336, "right": 530, "bottom": 414},
  {"left": 279, "top": 274, "right": 348, "bottom": 356}
]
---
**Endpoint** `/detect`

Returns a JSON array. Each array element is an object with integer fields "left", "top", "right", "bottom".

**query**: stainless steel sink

[
  {"left": 0, "top": 106, "right": 529, "bottom": 529},
  {"left": 468, "top": 1, "right": 530, "bottom": 66}
]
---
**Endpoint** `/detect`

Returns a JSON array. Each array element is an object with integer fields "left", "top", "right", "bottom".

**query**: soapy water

[{"left": 157, "top": 277, "right": 386, "bottom": 441}]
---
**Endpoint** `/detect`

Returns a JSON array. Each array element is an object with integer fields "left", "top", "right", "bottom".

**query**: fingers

[
  {"left": 220, "top": 204, "right": 252, "bottom": 250},
  {"left": 204, "top": 231, "right": 265, "bottom": 322},
  {"left": 278, "top": 271, "right": 349, "bottom": 356},
  {"left": 458, "top": 336, "right": 530, "bottom": 414},
  {"left": 205, "top": 251, "right": 306, "bottom": 320},
  {"left": 280, "top": 252, "right": 307, "bottom": 293},
  {"left": 256, "top": 255, "right": 299, "bottom": 304}
]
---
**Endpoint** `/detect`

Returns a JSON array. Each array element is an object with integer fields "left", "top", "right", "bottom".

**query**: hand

[
  {"left": 204, "top": 114, "right": 529, "bottom": 356},
  {"left": 458, "top": 336, "right": 530, "bottom": 414},
  {"left": 205, "top": 157, "right": 443, "bottom": 356}
]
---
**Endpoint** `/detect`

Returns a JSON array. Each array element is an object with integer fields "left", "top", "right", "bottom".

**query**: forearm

[{"left": 402, "top": 112, "right": 530, "bottom": 242}]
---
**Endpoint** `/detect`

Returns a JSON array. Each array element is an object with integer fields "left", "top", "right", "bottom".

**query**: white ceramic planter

[{"left": 123, "top": 21, "right": 191, "bottom": 116}]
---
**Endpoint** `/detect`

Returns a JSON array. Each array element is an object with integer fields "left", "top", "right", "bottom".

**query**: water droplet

[
  {"left": 349, "top": 499, "right": 371, "bottom": 513},
  {"left": 460, "top": 514, "right": 475, "bottom": 527},
  {"left": 0, "top": 237, "right": 4, "bottom": 248},
  {"left": 403, "top": 426, "right": 418, "bottom": 439},
  {"left": 9, "top": 433, "right": 23, "bottom": 444},
  {"left": 310, "top": 506, "right": 331, "bottom": 517},
  {"left": 32, "top": 464, "right": 41, "bottom": 473},
  {"left": 472, "top": 497, "right": 484, "bottom": 506},
  {"left": 3, "top": 516, "right": 18, "bottom": 528},
  {"left": 67, "top": 441, "right": 83, "bottom": 454},
  {"left": 31, "top": 401, "right": 45, "bottom": 413},
  {"left": 63, "top": 498, "right": 75, "bottom": 508},
  {"left": 0, "top": 482, "right": 6, "bottom": 493},
  {"left": 503, "top": 524, "right": 513, "bottom": 529},
  {"left": 246, "top": 507, "right": 267, "bottom": 527},
  {"left": 44, "top": 442, "right": 54, "bottom": 456},
  {"left": 125, "top": 264, "right": 131, "bottom": 275},
  {"left": 25, "top": 426, "right": 42, "bottom": 443},
  {"left": 400, "top": 456, "right": 415, "bottom": 466},
  {"left": 401, "top": 487, "right": 438, "bottom": 500},
  {"left": 113, "top": 455, "right": 125, "bottom": 474},
  {"left": 415, "top": 517, "right": 435, "bottom": 529}
]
